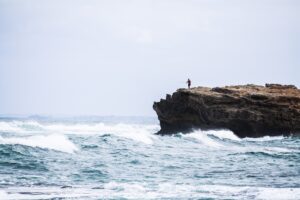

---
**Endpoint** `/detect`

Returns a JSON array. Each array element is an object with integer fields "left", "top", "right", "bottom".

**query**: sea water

[{"left": 0, "top": 116, "right": 299, "bottom": 199}]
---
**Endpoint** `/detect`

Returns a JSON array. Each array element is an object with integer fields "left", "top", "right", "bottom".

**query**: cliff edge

[{"left": 153, "top": 84, "right": 300, "bottom": 138}]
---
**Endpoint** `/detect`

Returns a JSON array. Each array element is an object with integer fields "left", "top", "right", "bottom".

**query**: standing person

[{"left": 187, "top": 78, "right": 191, "bottom": 89}]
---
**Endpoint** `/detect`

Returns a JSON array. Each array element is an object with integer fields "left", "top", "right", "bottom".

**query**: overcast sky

[{"left": 0, "top": 0, "right": 299, "bottom": 116}]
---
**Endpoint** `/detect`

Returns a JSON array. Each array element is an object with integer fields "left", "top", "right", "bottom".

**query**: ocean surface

[{"left": 0, "top": 116, "right": 299, "bottom": 200}]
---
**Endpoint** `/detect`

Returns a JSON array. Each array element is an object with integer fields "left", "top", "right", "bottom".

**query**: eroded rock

[{"left": 153, "top": 84, "right": 300, "bottom": 138}]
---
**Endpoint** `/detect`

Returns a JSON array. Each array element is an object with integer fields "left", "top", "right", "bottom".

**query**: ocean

[{"left": 0, "top": 116, "right": 299, "bottom": 199}]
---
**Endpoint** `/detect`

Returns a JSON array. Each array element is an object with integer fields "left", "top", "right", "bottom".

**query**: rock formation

[{"left": 153, "top": 84, "right": 300, "bottom": 138}]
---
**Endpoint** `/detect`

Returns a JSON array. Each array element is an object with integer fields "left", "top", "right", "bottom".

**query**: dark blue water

[{"left": 0, "top": 116, "right": 299, "bottom": 199}]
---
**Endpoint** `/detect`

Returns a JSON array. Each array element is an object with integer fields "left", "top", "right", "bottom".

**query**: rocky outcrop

[{"left": 153, "top": 84, "right": 300, "bottom": 138}]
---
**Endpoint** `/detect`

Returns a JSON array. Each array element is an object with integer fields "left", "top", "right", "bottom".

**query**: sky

[{"left": 0, "top": 0, "right": 299, "bottom": 116}]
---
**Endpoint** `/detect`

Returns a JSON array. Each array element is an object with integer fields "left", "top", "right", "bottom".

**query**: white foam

[
  {"left": 0, "top": 120, "right": 159, "bottom": 145},
  {"left": 204, "top": 129, "right": 241, "bottom": 141},
  {"left": 225, "top": 144, "right": 295, "bottom": 154},
  {"left": 0, "top": 121, "right": 24, "bottom": 133},
  {"left": 84, "top": 123, "right": 158, "bottom": 144},
  {"left": 244, "top": 136, "right": 285, "bottom": 142},
  {"left": 43, "top": 123, "right": 159, "bottom": 144},
  {"left": 104, "top": 182, "right": 147, "bottom": 198},
  {"left": 182, "top": 129, "right": 296, "bottom": 154},
  {"left": 182, "top": 129, "right": 241, "bottom": 149},
  {"left": 44, "top": 122, "right": 158, "bottom": 144},
  {"left": 0, "top": 190, "right": 8, "bottom": 199},
  {"left": 257, "top": 187, "right": 300, "bottom": 200},
  {"left": 1, "top": 184, "right": 300, "bottom": 199},
  {"left": 183, "top": 130, "right": 224, "bottom": 148},
  {"left": 247, "top": 146, "right": 294, "bottom": 154},
  {"left": 0, "top": 134, "right": 78, "bottom": 154}
]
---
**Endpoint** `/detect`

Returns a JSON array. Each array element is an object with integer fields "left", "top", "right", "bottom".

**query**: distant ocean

[{"left": 0, "top": 116, "right": 299, "bottom": 199}]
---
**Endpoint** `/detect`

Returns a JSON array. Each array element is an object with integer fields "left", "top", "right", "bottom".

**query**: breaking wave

[
  {"left": 183, "top": 131, "right": 224, "bottom": 148},
  {"left": 182, "top": 129, "right": 297, "bottom": 154},
  {"left": 1, "top": 120, "right": 291, "bottom": 153},
  {"left": 0, "top": 134, "right": 78, "bottom": 153},
  {"left": 0, "top": 120, "right": 159, "bottom": 145},
  {"left": 0, "top": 117, "right": 299, "bottom": 199}
]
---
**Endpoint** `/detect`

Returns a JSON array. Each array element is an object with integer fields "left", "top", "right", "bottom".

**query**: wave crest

[
  {"left": 0, "top": 120, "right": 159, "bottom": 145},
  {"left": 0, "top": 134, "right": 78, "bottom": 153}
]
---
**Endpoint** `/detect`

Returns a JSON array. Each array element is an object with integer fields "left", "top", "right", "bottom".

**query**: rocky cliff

[{"left": 153, "top": 84, "right": 300, "bottom": 138}]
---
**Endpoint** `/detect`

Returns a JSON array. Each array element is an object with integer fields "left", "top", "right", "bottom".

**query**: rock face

[{"left": 153, "top": 84, "right": 300, "bottom": 138}]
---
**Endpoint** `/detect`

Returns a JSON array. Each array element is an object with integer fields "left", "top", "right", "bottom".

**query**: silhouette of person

[{"left": 187, "top": 79, "right": 191, "bottom": 89}]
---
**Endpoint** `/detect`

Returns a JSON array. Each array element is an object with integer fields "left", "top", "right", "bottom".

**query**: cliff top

[{"left": 178, "top": 83, "right": 300, "bottom": 98}]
